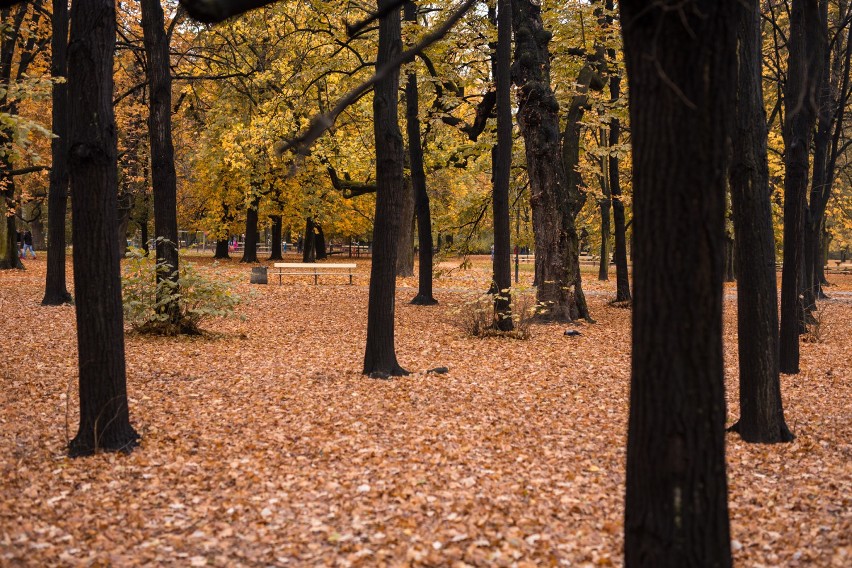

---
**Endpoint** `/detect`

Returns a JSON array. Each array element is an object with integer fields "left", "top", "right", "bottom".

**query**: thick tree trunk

[
  {"left": 621, "top": 1, "right": 736, "bottom": 565},
  {"left": 67, "top": 0, "right": 138, "bottom": 456},
  {"left": 511, "top": 0, "right": 590, "bottom": 322},
  {"left": 0, "top": 183, "right": 22, "bottom": 270},
  {"left": 364, "top": 0, "right": 407, "bottom": 377},
  {"left": 42, "top": 0, "right": 72, "bottom": 304},
  {"left": 240, "top": 195, "right": 260, "bottom": 263},
  {"left": 779, "top": 0, "right": 826, "bottom": 374},
  {"left": 302, "top": 217, "right": 316, "bottom": 263},
  {"left": 492, "top": 0, "right": 512, "bottom": 331},
  {"left": 214, "top": 238, "right": 229, "bottom": 259},
  {"left": 315, "top": 223, "right": 327, "bottom": 260},
  {"left": 729, "top": 0, "right": 793, "bottom": 443},
  {"left": 405, "top": 2, "right": 437, "bottom": 306},
  {"left": 268, "top": 214, "right": 283, "bottom": 260},
  {"left": 142, "top": 0, "right": 180, "bottom": 322}
]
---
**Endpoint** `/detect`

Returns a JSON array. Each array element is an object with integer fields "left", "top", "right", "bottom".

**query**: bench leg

[{"left": 314, "top": 272, "right": 318, "bottom": 285}]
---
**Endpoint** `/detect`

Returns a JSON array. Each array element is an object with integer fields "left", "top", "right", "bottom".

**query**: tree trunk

[
  {"left": 142, "top": 0, "right": 180, "bottom": 323},
  {"left": 405, "top": 2, "right": 437, "bottom": 306},
  {"left": 139, "top": 210, "right": 149, "bottom": 256},
  {"left": 621, "top": 1, "right": 736, "bottom": 565},
  {"left": 396, "top": 175, "right": 415, "bottom": 276},
  {"left": 606, "top": 20, "right": 631, "bottom": 302},
  {"left": 511, "top": 0, "right": 590, "bottom": 322},
  {"left": 315, "top": 222, "right": 327, "bottom": 260},
  {"left": 0, "top": 182, "right": 22, "bottom": 270},
  {"left": 492, "top": 0, "right": 513, "bottom": 331},
  {"left": 302, "top": 217, "right": 316, "bottom": 262},
  {"left": 42, "top": 0, "right": 72, "bottom": 304},
  {"left": 728, "top": 0, "right": 793, "bottom": 443},
  {"left": 268, "top": 214, "right": 283, "bottom": 260},
  {"left": 779, "top": 0, "right": 826, "bottom": 374},
  {"left": 724, "top": 234, "right": 736, "bottom": 282},
  {"left": 240, "top": 195, "right": 260, "bottom": 263},
  {"left": 67, "top": 0, "right": 138, "bottom": 457},
  {"left": 214, "top": 237, "right": 229, "bottom": 259},
  {"left": 364, "top": 0, "right": 408, "bottom": 377},
  {"left": 598, "top": 133, "right": 611, "bottom": 282}
]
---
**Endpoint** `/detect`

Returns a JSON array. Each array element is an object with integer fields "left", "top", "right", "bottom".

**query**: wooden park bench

[{"left": 272, "top": 262, "right": 356, "bottom": 285}]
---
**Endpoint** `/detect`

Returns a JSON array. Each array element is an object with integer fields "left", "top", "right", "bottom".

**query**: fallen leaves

[{"left": 0, "top": 257, "right": 849, "bottom": 566}]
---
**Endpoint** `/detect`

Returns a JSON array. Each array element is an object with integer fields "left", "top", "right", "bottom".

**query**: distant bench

[{"left": 272, "top": 262, "right": 356, "bottom": 285}]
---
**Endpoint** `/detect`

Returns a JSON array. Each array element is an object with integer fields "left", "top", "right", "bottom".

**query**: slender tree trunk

[
  {"left": 724, "top": 234, "right": 736, "bottom": 282},
  {"left": 780, "top": 0, "right": 826, "bottom": 374},
  {"left": 598, "top": 133, "right": 611, "bottom": 282},
  {"left": 364, "top": 0, "right": 408, "bottom": 377},
  {"left": 405, "top": 1, "right": 436, "bottom": 306},
  {"left": 729, "top": 0, "right": 793, "bottom": 443},
  {"left": 139, "top": 209, "right": 149, "bottom": 256},
  {"left": 68, "top": 0, "right": 138, "bottom": 457},
  {"left": 269, "top": 214, "right": 283, "bottom": 260},
  {"left": 607, "top": 37, "right": 631, "bottom": 302},
  {"left": 621, "top": 1, "right": 736, "bottom": 565},
  {"left": 492, "top": 0, "right": 513, "bottom": 331},
  {"left": 396, "top": 175, "right": 415, "bottom": 276},
  {"left": 512, "top": 0, "right": 590, "bottom": 322},
  {"left": 142, "top": 0, "right": 180, "bottom": 322},
  {"left": 302, "top": 217, "right": 316, "bottom": 262},
  {"left": 42, "top": 0, "right": 72, "bottom": 303},
  {"left": 240, "top": 195, "right": 260, "bottom": 263}
]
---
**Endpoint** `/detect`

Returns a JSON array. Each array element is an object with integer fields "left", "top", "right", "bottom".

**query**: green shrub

[{"left": 122, "top": 250, "right": 243, "bottom": 335}]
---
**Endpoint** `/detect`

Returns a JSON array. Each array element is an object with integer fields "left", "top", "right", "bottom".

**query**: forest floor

[{"left": 0, "top": 255, "right": 849, "bottom": 567}]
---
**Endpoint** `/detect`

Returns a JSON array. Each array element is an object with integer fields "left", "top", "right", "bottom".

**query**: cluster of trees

[{"left": 1, "top": 0, "right": 851, "bottom": 564}]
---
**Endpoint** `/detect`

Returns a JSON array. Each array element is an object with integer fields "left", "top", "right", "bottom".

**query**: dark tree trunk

[
  {"left": 214, "top": 238, "right": 230, "bottom": 259},
  {"left": 268, "top": 214, "right": 283, "bottom": 260},
  {"left": 779, "top": 0, "right": 826, "bottom": 374},
  {"left": 598, "top": 136, "right": 611, "bottom": 282},
  {"left": 492, "top": 0, "right": 513, "bottom": 331},
  {"left": 67, "top": 0, "right": 138, "bottom": 457},
  {"left": 606, "top": 24, "right": 631, "bottom": 302},
  {"left": 240, "top": 195, "right": 260, "bottom": 263},
  {"left": 724, "top": 234, "right": 736, "bottom": 282},
  {"left": 396, "top": 175, "right": 415, "bottom": 276},
  {"left": 364, "top": 0, "right": 408, "bottom": 377},
  {"left": 142, "top": 0, "right": 180, "bottom": 322},
  {"left": 621, "top": 1, "right": 736, "bottom": 565},
  {"left": 511, "top": 0, "right": 590, "bottom": 322},
  {"left": 139, "top": 211, "right": 149, "bottom": 256},
  {"left": 302, "top": 217, "right": 316, "bottom": 263},
  {"left": 728, "top": 0, "right": 793, "bottom": 443},
  {"left": 315, "top": 223, "right": 327, "bottom": 260},
  {"left": 405, "top": 1, "right": 436, "bottom": 306},
  {"left": 42, "top": 0, "right": 72, "bottom": 303}
]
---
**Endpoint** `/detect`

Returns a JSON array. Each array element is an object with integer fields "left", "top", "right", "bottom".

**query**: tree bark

[
  {"left": 396, "top": 175, "right": 415, "bottom": 276},
  {"left": 67, "top": 0, "right": 138, "bottom": 456},
  {"left": 302, "top": 217, "right": 316, "bottom": 262},
  {"left": 728, "top": 0, "right": 793, "bottom": 443},
  {"left": 268, "top": 214, "right": 283, "bottom": 260},
  {"left": 492, "top": 0, "right": 512, "bottom": 331},
  {"left": 42, "top": 0, "right": 72, "bottom": 303},
  {"left": 621, "top": 1, "right": 736, "bottom": 565},
  {"left": 405, "top": 2, "right": 436, "bottom": 306},
  {"left": 214, "top": 237, "right": 229, "bottom": 259},
  {"left": 511, "top": 0, "right": 590, "bottom": 322},
  {"left": 142, "top": 0, "right": 180, "bottom": 322},
  {"left": 598, "top": 129, "right": 611, "bottom": 282},
  {"left": 364, "top": 0, "right": 408, "bottom": 377},
  {"left": 779, "top": 0, "right": 826, "bottom": 374},
  {"left": 240, "top": 194, "right": 260, "bottom": 263}
]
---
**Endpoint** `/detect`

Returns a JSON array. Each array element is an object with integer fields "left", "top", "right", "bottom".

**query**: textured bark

[
  {"left": 142, "top": 0, "right": 180, "bottom": 321},
  {"left": 67, "top": 0, "right": 138, "bottom": 456},
  {"left": 364, "top": 0, "right": 408, "bottom": 377},
  {"left": 780, "top": 0, "right": 826, "bottom": 374},
  {"left": 405, "top": 2, "right": 436, "bottom": 306},
  {"left": 240, "top": 194, "right": 260, "bottom": 263},
  {"left": 511, "top": 0, "right": 590, "bottom": 321},
  {"left": 42, "top": 0, "right": 72, "bottom": 304},
  {"left": 492, "top": 0, "right": 512, "bottom": 331},
  {"left": 268, "top": 214, "right": 283, "bottom": 260},
  {"left": 728, "top": 0, "right": 793, "bottom": 443},
  {"left": 0, "top": 6, "right": 25, "bottom": 271},
  {"left": 621, "top": 1, "right": 735, "bottom": 565},
  {"left": 395, "top": 175, "right": 415, "bottom": 277}
]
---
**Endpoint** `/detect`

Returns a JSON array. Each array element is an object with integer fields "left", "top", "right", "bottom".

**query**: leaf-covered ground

[{"left": 1, "top": 256, "right": 849, "bottom": 567}]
